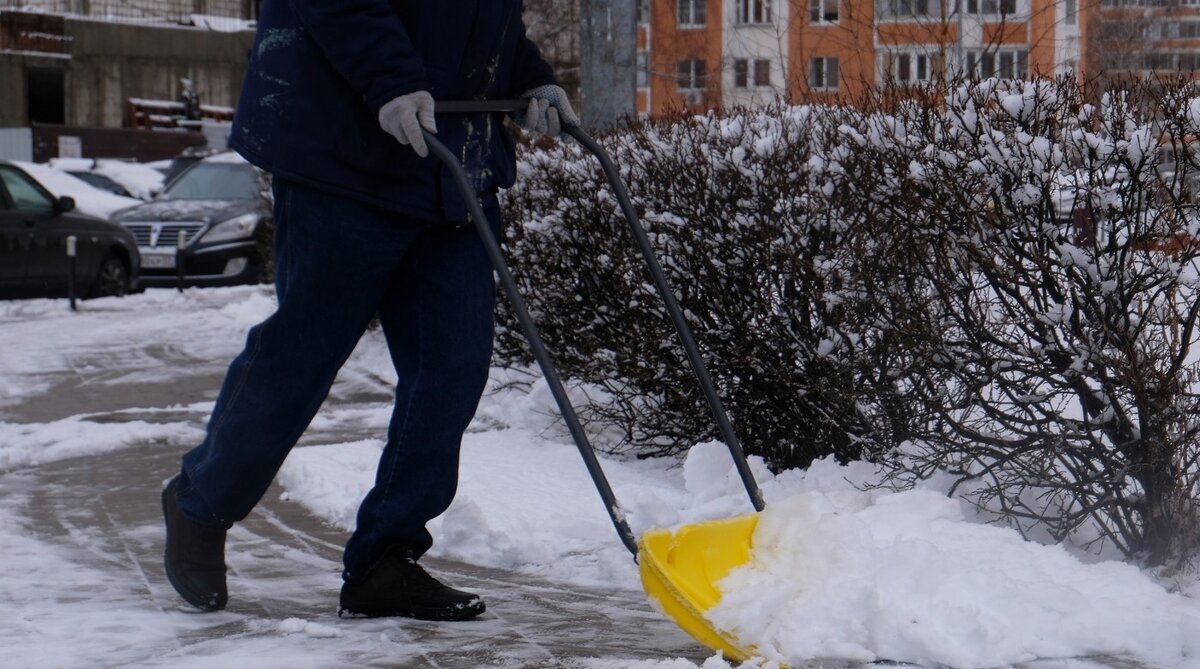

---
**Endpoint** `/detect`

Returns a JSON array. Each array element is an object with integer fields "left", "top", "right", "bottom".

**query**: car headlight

[{"left": 200, "top": 213, "right": 259, "bottom": 243}]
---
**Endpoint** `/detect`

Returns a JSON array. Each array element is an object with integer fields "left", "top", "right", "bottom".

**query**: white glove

[
  {"left": 517, "top": 85, "right": 579, "bottom": 136},
  {"left": 378, "top": 91, "right": 437, "bottom": 157}
]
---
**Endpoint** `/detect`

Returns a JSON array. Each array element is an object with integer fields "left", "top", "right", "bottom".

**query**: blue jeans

[{"left": 177, "top": 177, "right": 499, "bottom": 581}]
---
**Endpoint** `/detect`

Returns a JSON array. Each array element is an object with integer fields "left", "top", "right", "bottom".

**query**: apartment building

[
  {"left": 641, "top": 0, "right": 1163, "bottom": 114},
  {"left": 1094, "top": 0, "right": 1200, "bottom": 76}
]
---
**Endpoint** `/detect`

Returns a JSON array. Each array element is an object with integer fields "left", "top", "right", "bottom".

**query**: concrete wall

[
  {"left": 2, "top": 0, "right": 250, "bottom": 21},
  {"left": 0, "top": 11, "right": 253, "bottom": 128},
  {"left": 0, "top": 127, "right": 33, "bottom": 160}
]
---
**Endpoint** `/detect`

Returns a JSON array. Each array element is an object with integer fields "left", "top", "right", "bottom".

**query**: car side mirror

[{"left": 55, "top": 196, "right": 76, "bottom": 213}]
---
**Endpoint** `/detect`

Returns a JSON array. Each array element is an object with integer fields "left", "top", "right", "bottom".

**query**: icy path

[
  {"left": 0, "top": 289, "right": 706, "bottom": 667},
  {"left": 1, "top": 440, "right": 707, "bottom": 668}
]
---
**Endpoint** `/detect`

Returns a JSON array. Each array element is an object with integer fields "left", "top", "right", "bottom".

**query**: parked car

[
  {"left": 158, "top": 146, "right": 223, "bottom": 184},
  {"left": 49, "top": 157, "right": 167, "bottom": 201},
  {"left": 111, "top": 152, "right": 273, "bottom": 288},
  {"left": 0, "top": 161, "right": 141, "bottom": 299},
  {"left": 12, "top": 161, "right": 143, "bottom": 220}
]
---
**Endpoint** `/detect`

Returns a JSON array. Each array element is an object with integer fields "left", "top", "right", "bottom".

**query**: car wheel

[{"left": 89, "top": 254, "right": 130, "bottom": 298}]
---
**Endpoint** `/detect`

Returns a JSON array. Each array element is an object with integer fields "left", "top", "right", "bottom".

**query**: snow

[
  {"left": 710, "top": 490, "right": 1198, "bottom": 668},
  {"left": 0, "top": 412, "right": 203, "bottom": 470},
  {"left": 2, "top": 285, "right": 1198, "bottom": 667}
]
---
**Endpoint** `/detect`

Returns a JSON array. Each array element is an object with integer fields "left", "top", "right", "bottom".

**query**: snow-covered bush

[
  {"left": 500, "top": 76, "right": 1200, "bottom": 564},
  {"left": 499, "top": 104, "right": 915, "bottom": 469}
]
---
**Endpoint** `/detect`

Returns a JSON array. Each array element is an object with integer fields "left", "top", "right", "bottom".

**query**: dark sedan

[
  {"left": 111, "top": 154, "right": 273, "bottom": 288},
  {"left": 0, "top": 162, "right": 140, "bottom": 300}
]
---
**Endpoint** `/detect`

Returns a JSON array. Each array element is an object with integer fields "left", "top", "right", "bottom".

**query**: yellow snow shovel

[
  {"left": 638, "top": 515, "right": 762, "bottom": 661},
  {"left": 428, "top": 102, "right": 767, "bottom": 662}
]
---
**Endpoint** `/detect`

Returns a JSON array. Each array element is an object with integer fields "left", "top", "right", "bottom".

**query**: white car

[
  {"left": 10, "top": 161, "right": 141, "bottom": 219},
  {"left": 48, "top": 158, "right": 166, "bottom": 201}
]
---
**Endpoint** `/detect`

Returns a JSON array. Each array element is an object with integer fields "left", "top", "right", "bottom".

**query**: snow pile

[
  {"left": 708, "top": 489, "right": 1200, "bottom": 668},
  {"left": 0, "top": 414, "right": 203, "bottom": 471},
  {"left": 278, "top": 410, "right": 1200, "bottom": 668}
]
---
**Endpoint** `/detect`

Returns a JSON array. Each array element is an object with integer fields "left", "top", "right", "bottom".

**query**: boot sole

[{"left": 338, "top": 599, "right": 486, "bottom": 621}]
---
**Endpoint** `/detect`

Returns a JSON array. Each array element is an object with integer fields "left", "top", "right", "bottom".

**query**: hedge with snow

[{"left": 498, "top": 77, "right": 1200, "bottom": 565}]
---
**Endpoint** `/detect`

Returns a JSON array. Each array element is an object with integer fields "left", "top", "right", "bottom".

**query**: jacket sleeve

[
  {"left": 509, "top": 19, "right": 558, "bottom": 95},
  {"left": 288, "top": 0, "right": 428, "bottom": 111}
]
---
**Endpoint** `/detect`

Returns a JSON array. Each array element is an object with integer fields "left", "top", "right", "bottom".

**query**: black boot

[
  {"left": 339, "top": 547, "right": 486, "bottom": 621},
  {"left": 161, "top": 475, "right": 228, "bottom": 611}
]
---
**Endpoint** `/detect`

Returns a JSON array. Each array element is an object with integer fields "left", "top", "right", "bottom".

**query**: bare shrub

[
  {"left": 499, "top": 107, "right": 926, "bottom": 469},
  {"left": 498, "top": 76, "right": 1200, "bottom": 564},
  {"left": 865, "top": 77, "right": 1200, "bottom": 565}
]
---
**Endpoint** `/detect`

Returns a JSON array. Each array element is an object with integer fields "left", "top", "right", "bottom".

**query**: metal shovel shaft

[
  {"left": 423, "top": 130, "right": 639, "bottom": 556},
  {"left": 423, "top": 100, "right": 764, "bottom": 556},
  {"left": 561, "top": 126, "right": 765, "bottom": 514}
]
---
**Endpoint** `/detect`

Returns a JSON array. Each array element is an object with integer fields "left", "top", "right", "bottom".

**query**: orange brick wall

[
  {"left": 649, "top": 0, "right": 724, "bottom": 115},
  {"left": 791, "top": 0, "right": 878, "bottom": 98}
]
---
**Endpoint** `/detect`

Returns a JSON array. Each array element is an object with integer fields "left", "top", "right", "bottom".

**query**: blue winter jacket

[{"left": 228, "top": 0, "right": 557, "bottom": 221}]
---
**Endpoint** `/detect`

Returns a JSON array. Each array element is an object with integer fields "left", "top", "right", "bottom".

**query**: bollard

[
  {"left": 175, "top": 230, "right": 187, "bottom": 293},
  {"left": 66, "top": 235, "right": 77, "bottom": 311}
]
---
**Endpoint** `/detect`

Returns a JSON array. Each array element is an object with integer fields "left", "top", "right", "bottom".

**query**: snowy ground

[{"left": 0, "top": 286, "right": 1194, "bottom": 668}]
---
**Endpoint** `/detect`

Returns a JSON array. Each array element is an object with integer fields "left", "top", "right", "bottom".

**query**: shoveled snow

[{"left": 709, "top": 489, "right": 1198, "bottom": 668}]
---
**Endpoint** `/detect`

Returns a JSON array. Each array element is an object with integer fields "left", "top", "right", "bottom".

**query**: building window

[
  {"left": 878, "top": 0, "right": 937, "bottom": 18},
  {"left": 736, "top": 59, "right": 772, "bottom": 87},
  {"left": 1099, "top": 23, "right": 1144, "bottom": 40},
  {"left": 637, "top": 51, "right": 648, "bottom": 88},
  {"left": 882, "top": 51, "right": 940, "bottom": 83},
  {"left": 1065, "top": 0, "right": 1076, "bottom": 24},
  {"left": 637, "top": 0, "right": 651, "bottom": 23},
  {"left": 754, "top": 59, "right": 771, "bottom": 86},
  {"left": 678, "top": 58, "right": 707, "bottom": 90},
  {"left": 966, "top": 0, "right": 1017, "bottom": 15},
  {"left": 966, "top": 49, "right": 1027, "bottom": 78},
  {"left": 809, "top": 57, "right": 839, "bottom": 90},
  {"left": 810, "top": 0, "right": 839, "bottom": 22},
  {"left": 678, "top": 0, "right": 706, "bottom": 26},
  {"left": 735, "top": 0, "right": 772, "bottom": 23},
  {"left": 1173, "top": 21, "right": 1200, "bottom": 38}
]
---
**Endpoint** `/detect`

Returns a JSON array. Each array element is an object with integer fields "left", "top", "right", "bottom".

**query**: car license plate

[{"left": 140, "top": 249, "right": 177, "bottom": 269}]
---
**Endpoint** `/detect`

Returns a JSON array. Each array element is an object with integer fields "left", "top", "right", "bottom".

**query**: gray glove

[
  {"left": 517, "top": 85, "right": 580, "bottom": 136},
  {"left": 378, "top": 91, "right": 437, "bottom": 157}
]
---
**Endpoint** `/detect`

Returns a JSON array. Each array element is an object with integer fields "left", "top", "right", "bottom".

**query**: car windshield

[
  {"left": 160, "top": 162, "right": 259, "bottom": 201},
  {"left": 71, "top": 172, "right": 130, "bottom": 197}
]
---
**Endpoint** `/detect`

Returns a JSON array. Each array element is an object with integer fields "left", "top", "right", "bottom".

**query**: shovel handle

[
  {"left": 423, "top": 105, "right": 765, "bottom": 557},
  {"left": 423, "top": 128, "right": 640, "bottom": 556},
  {"left": 434, "top": 100, "right": 527, "bottom": 115},
  {"left": 562, "top": 126, "right": 765, "bottom": 513}
]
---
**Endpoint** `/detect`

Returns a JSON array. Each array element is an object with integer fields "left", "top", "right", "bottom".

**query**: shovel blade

[{"left": 637, "top": 514, "right": 761, "bottom": 662}]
